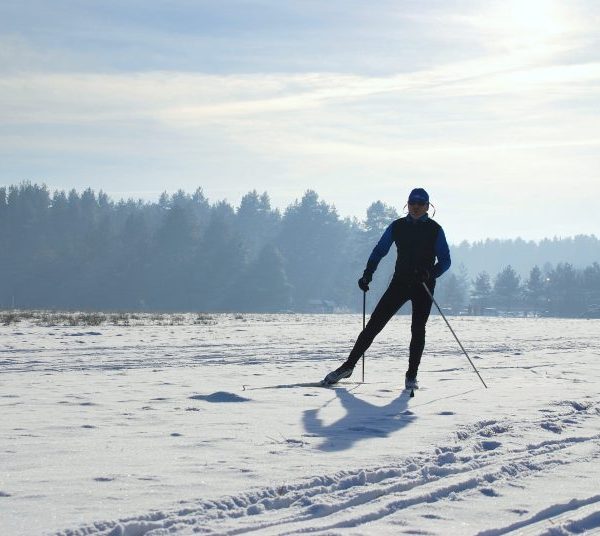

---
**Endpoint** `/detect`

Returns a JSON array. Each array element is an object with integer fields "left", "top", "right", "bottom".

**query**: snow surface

[{"left": 1, "top": 314, "right": 600, "bottom": 535}]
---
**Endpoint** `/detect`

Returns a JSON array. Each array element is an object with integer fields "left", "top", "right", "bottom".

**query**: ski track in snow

[
  {"left": 52, "top": 397, "right": 600, "bottom": 535},
  {"left": 2, "top": 315, "right": 600, "bottom": 535}
]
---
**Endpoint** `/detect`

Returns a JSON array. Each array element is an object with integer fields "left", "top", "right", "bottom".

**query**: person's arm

[
  {"left": 432, "top": 227, "right": 451, "bottom": 278},
  {"left": 365, "top": 223, "right": 394, "bottom": 276}
]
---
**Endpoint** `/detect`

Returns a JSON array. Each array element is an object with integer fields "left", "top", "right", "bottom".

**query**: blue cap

[{"left": 408, "top": 188, "right": 429, "bottom": 204}]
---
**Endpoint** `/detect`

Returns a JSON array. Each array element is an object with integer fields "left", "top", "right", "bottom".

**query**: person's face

[{"left": 408, "top": 200, "right": 429, "bottom": 218}]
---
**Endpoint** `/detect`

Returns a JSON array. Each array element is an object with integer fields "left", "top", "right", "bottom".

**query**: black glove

[
  {"left": 358, "top": 270, "right": 373, "bottom": 292},
  {"left": 413, "top": 268, "right": 431, "bottom": 282}
]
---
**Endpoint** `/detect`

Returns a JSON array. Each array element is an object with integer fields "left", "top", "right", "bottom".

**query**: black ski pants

[{"left": 345, "top": 277, "right": 435, "bottom": 378}]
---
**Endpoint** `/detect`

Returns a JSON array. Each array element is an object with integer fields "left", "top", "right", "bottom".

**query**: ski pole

[
  {"left": 362, "top": 290, "right": 366, "bottom": 383},
  {"left": 421, "top": 282, "right": 488, "bottom": 388}
]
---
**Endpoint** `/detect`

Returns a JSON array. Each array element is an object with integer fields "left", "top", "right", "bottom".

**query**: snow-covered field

[{"left": 2, "top": 313, "right": 600, "bottom": 535}]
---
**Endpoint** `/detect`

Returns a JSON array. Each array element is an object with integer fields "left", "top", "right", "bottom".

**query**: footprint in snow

[
  {"left": 480, "top": 487, "right": 500, "bottom": 497},
  {"left": 509, "top": 508, "right": 529, "bottom": 515},
  {"left": 567, "top": 400, "right": 591, "bottom": 411},
  {"left": 480, "top": 440, "right": 502, "bottom": 451},
  {"left": 541, "top": 421, "right": 563, "bottom": 434},
  {"left": 65, "top": 332, "right": 102, "bottom": 336},
  {"left": 189, "top": 392, "right": 250, "bottom": 403}
]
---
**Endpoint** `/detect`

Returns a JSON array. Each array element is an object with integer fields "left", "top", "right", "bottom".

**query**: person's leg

[
  {"left": 407, "top": 282, "right": 435, "bottom": 379},
  {"left": 344, "top": 282, "right": 408, "bottom": 369}
]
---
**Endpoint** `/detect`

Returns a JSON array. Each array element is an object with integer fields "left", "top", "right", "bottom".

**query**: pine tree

[
  {"left": 546, "top": 263, "right": 582, "bottom": 317},
  {"left": 437, "top": 266, "right": 468, "bottom": 314},
  {"left": 524, "top": 265, "right": 545, "bottom": 315},
  {"left": 226, "top": 244, "right": 292, "bottom": 312},
  {"left": 471, "top": 271, "right": 492, "bottom": 314},
  {"left": 494, "top": 265, "right": 521, "bottom": 312}
]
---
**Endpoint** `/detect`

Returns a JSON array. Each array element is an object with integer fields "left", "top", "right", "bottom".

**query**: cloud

[
  {"left": 3, "top": 55, "right": 599, "bottom": 123},
  {"left": 1, "top": 0, "right": 599, "bottom": 240},
  {"left": 2, "top": 56, "right": 599, "bottom": 190}
]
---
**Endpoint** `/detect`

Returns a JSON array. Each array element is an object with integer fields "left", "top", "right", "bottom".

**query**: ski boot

[
  {"left": 405, "top": 372, "right": 419, "bottom": 390},
  {"left": 322, "top": 363, "right": 354, "bottom": 386}
]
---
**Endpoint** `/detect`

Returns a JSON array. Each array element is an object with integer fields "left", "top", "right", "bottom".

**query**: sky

[{"left": 1, "top": 0, "right": 599, "bottom": 242}]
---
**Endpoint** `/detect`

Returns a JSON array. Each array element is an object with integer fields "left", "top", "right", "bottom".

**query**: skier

[{"left": 323, "top": 188, "right": 451, "bottom": 389}]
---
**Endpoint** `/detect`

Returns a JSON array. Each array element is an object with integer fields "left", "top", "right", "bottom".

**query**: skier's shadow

[{"left": 303, "top": 388, "right": 415, "bottom": 452}]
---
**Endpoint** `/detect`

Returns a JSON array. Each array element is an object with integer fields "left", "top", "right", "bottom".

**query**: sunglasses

[{"left": 408, "top": 200, "right": 427, "bottom": 206}]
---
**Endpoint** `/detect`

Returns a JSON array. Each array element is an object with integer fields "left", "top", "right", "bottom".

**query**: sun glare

[{"left": 484, "top": 0, "right": 575, "bottom": 52}]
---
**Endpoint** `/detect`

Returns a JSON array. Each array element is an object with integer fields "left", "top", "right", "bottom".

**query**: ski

[{"left": 319, "top": 380, "right": 364, "bottom": 388}]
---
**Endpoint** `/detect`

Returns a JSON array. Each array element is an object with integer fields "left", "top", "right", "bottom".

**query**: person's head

[{"left": 407, "top": 188, "right": 429, "bottom": 218}]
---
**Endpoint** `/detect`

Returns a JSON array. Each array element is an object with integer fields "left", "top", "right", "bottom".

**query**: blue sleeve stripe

[
  {"left": 433, "top": 227, "right": 451, "bottom": 278},
  {"left": 366, "top": 223, "right": 394, "bottom": 273}
]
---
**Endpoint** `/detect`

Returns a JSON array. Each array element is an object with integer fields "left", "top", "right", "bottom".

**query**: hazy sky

[{"left": 1, "top": 0, "right": 599, "bottom": 242}]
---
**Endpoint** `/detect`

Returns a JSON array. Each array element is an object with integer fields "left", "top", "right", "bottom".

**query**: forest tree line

[{"left": 1, "top": 182, "right": 599, "bottom": 317}]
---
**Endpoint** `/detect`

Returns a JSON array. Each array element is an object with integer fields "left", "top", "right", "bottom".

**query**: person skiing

[{"left": 323, "top": 187, "right": 451, "bottom": 389}]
